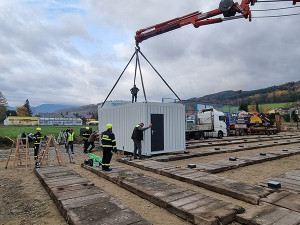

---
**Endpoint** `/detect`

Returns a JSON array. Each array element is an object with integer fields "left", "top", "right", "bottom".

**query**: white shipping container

[{"left": 98, "top": 102, "right": 185, "bottom": 156}]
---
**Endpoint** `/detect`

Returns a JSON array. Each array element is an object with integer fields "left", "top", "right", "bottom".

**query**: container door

[{"left": 151, "top": 114, "right": 164, "bottom": 152}]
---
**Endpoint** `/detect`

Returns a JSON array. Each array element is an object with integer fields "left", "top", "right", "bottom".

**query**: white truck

[{"left": 186, "top": 108, "right": 227, "bottom": 140}]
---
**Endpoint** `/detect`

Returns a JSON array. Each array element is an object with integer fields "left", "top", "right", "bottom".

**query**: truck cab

[
  {"left": 186, "top": 108, "right": 227, "bottom": 140},
  {"left": 198, "top": 109, "right": 227, "bottom": 138}
]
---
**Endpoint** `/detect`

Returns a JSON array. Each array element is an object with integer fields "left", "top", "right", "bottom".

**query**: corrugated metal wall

[{"left": 98, "top": 102, "right": 185, "bottom": 156}]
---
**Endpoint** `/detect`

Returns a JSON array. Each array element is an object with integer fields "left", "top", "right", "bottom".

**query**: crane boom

[{"left": 135, "top": 0, "right": 299, "bottom": 44}]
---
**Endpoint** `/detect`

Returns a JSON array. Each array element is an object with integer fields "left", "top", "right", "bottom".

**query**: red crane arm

[{"left": 135, "top": 0, "right": 298, "bottom": 44}]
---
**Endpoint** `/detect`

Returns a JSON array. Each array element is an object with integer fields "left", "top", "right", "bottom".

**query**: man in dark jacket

[
  {"left": 131, "top": 123, "right": 152, "bottom": 159},
  {"left": 130, "top": 85, "right": 139, "bottom": 103},
  {"left": 101, "top": 124, "right": 117, "bottom": 171}
]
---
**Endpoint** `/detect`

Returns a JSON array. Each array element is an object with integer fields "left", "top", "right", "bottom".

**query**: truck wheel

[
  {"left": 200, "top": 132, "right": 204, "bottom": 139},
  {"left": 195, "top": 132, "right": 201, "bottom": 140},
  {"left": 240, "top": 129, "right": 244, "bottom": 136},
  {"left": 217, "top": 131, "right": 223, "bottom": 139}
]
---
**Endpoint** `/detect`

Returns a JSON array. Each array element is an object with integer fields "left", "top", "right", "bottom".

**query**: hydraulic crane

[
  {"left": 135, "top": 0, "right": 299, "bottom": 44},
  {"left": 101, "top": 0, "right": 299, "bottom": 107}
]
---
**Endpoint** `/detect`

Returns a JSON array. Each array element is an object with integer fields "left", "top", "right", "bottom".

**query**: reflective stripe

[
  {"left": 102, "top": 145, "right": 113, "bottom": 147},
  {"left": 102, "top": 137, "right": 111, "bottom": 141},
  {"left": 112, "top": 140, "right": 116, "bottom": 142},
  {"left": 102, "top": 164, "right": 110, "bottom": 166}
]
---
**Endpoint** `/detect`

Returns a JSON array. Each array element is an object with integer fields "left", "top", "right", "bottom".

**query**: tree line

[{"left": 0, "top": 91, "right": 33, "bottom": 123}]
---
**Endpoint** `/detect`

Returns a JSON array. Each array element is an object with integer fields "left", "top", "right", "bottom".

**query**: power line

[
  {"left": 252, "top": 5, "right": 300, "bottom": 11},
  {"left": 253, "top": 11, "right": 300, "bottom": 18}
]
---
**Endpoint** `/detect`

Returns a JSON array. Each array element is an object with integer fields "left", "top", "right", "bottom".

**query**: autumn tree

[
  {"left": 0, "top": 91, "right": 8, "bottom": 123},
  {"left": 16, "top": 106, "right": 30, "bottom": 117}
]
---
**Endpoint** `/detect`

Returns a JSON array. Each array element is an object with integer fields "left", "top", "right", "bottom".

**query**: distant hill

[
  {"left": 191, "top": 81, "right": 300, "bottom": 105},
  {"left": 32, "top": 104, "right": 81, "bottom": 115},
  {"left": 51, "top": 81, "right": 300, "bottom": 116},
  {"left": 54, "top": 104, "right": 98, "bottom": 116}
]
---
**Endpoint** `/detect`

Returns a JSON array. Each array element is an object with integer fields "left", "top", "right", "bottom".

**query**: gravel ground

[{"left": 0, "top": 131, "right": 299, "bottom": 225}]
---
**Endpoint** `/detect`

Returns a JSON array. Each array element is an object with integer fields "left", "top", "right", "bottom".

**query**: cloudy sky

[{"left": 1, "top": 0, "right": 299, "bottom": 107}]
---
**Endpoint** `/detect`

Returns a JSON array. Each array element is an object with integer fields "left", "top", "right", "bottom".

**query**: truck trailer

[{"left": 229, "top": 112, "right": 281, "bottom": 135}]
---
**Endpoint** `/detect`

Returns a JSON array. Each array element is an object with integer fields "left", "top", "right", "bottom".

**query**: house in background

[
  {"left": 4, "top": 116, "right": 38, "bottom": 126},
  {"left": 4, "top": 114, "right": 82, "bottom": 126},
  {"left": 38, "top": 113, "right": 82, "bottom": 126}
]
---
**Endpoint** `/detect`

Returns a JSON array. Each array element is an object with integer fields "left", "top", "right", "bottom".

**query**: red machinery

[{"left": 135, "top": 0, "right": 299, "bottom": 44}]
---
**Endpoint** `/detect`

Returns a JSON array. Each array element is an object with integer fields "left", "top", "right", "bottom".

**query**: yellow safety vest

[{"left": 68, "top": 132, "right": 74, "bottom": 142}]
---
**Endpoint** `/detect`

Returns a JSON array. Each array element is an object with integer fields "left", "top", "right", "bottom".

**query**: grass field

[{"left": 0, "top": 125, "right": 98, "bottom": 140}]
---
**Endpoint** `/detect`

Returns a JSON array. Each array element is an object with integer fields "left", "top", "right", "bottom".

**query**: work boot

[
  {"left": 35, "top": 161, "right": 40, "bottom": 168},
  {"left": 105, "top": 167, "right": 112, "bottom": 171}
]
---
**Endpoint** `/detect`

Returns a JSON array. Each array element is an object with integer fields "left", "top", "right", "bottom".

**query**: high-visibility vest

[{"left": 68, "top": 132, "right": 74, "bottom": 142}]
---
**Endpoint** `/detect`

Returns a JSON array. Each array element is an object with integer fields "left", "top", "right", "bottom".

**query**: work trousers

[
  {"left": 132, "top": 94, "right": 137, "bottom": 103},
  {"left": 86, "top": 142, "right": 95, "bottom": 152},
  {"left": 83, "top": 139, "right": 89, "bottom": 153},
  {"left": 133, "top": 139, "right": 142, "bottom": 158},
  {"left": 34, "top": 144, "right": 40, "bottom": 160},
  {"left": 102, "top": 147, "right": 113, "bottom": 170},
  {"left": 67, "top": 141, "right": 74, "bottom": 154}
]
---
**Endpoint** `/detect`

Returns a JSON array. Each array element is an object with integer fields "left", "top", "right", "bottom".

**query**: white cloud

[{"left": 0, "top": 0, "right": 299, "bottom": 107}]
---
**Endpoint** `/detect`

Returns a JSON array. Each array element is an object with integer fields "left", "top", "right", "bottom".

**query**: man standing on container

[
  {"left": 101, "top": 124, "right": 117, "bottom": 171},
  {"left": 131, "top": 123, "right": 152, "bottom": 159},
  {"left": 130, "top": 85, "right": 139, "bottom": 103}
]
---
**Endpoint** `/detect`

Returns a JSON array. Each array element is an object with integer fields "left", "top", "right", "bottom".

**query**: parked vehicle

[
  {"left": 186, "top": 109, "right": 227, "bottom": 140},
  {"left": 229, "top": 112, "right": 281, "bottom": 135}
]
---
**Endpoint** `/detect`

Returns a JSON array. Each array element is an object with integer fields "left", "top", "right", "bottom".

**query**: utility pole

[{"left": 296, "top": 110, "right": 299, "bottom": 131}]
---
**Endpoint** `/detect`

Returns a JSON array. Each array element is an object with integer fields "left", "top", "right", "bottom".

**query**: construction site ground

[{"left": 1, "top": 131, "right": 300, "bottom": 225}]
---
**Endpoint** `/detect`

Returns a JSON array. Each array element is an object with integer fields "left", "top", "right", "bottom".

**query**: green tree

[
  {"left": 6, "top": 110, "right": 17, "bottom": 116},
  {"left": 23, "top": 99, "right": 33, "bottom": 116},
  {"left": 0, "top": 91, "right": 8, "bottom": 123},
  {"left": 282, "top": 114, "right": 290, "bottom": 122},
  {"left": 256, "top": 102, "right": 260, "bottom": 112},
  {"left": 239, "top": 102, "right": 248, "bottom": 112}
]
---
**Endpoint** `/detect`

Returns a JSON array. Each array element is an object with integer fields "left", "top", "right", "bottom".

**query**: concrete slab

[
  {"left": 264, "top": 192, "right": 300, "bottom": 213},
  {"left": 236, "top": 202, "right": 300, "bottom": 225},
  {"left": 157, "top": 136, "right": 300, "bottom": 162},
  {"left": 261, "top": 168, "right": 300, "bottom": 193},
  {"left": 260, "top": 191, "right": 290, "bottom": 204},
  {"left": 195, "top": 148, "right": 300, "bottom": 174},
  {"left": 81, "top": 164, "right": 244, "bottom": 225},
  {"left": 34, "top": 166, "right": 150, "bottom": 225},
  {"left": 120, "top": 159, "right": 271, "bottom": 204}
]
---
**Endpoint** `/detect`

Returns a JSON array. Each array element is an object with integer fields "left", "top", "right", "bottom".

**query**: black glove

[
  {"left": 113, "top": 147, "right": 117, "bottom": 153},
  {"left": 44, "top": 135, "right": 47, "bottom": 139}
]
